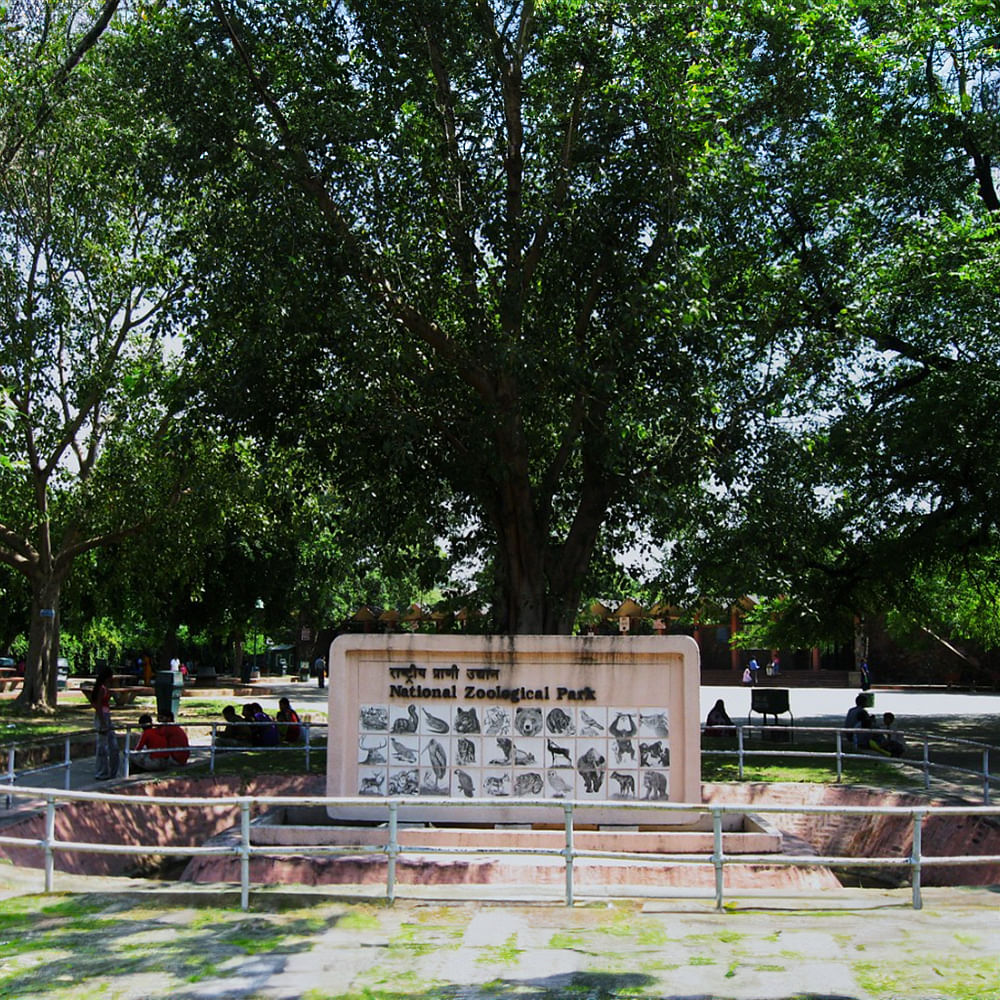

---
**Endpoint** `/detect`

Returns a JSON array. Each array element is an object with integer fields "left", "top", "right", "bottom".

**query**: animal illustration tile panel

[{"left": 357, "top": 702, "right": 668, "bottom": 801}]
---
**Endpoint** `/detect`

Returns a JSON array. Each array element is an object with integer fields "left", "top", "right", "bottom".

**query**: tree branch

[
  {"left": 209, "top": 0, "right": 499, "bottom": 407},
  {"left": 0, "top": 0, "right": 122, "bottom": 176}
]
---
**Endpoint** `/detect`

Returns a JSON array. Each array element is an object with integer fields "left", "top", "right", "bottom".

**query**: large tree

[
  {"left": 0, "top": 1, "right": 193, "bottom": 707},
  {"left": 663, "top": 1, "right": 1000, "bottom": 655},
  {"left": 132, "top": 0, "right": 808, "bottom": 633}
]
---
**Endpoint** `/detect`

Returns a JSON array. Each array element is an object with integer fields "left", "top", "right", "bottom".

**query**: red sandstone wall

[
  {"left": 0, "top": 775, "right": 324, "bottom": 876},
  {"left": 703, "top": 782, "right": 1000, "bottom": 886}
]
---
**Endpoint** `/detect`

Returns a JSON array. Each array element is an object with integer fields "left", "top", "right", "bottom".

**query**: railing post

[
  {"left": 386, "top": 801, "right": 399, "bottom": 904},
  {"left": 910, "top": 809, "right": 924, "bottom": 910},
  {"left": 563, "top": 802, "right": 575, "bottom": 907},
  {"left": 5, "top": 747, "right": 14, "bottom": 808},
  {"left": 209, "top": 723, "right": 217, "bottom": 774},
  {"left": 63, "top": 737, "right": 72, "bottom": 789},
  {"left": 711, "top": 807, "right": 724, "bottom": 910},
  {"left": 737, "top": 726, "right": 744, "bottom": 780},
  {"left": 239, "top": 799, "right": 251, "bottom": 911},
  {"left": 835, "top": 730, "right": 843, "bottom": 783},
  {"left": 983, "top": 749, "right": 991, "bottom": 806},
  {"left": 122, "top": 728, "right": 131, "bottom": 779},
  {"left": 922, "top": 738, "right": 931, "bottom": 791},
  {"left": 44, "top": 796, "right": 56, "bottom": 894},
  {"left": 304, "top": 723, "right": 311, "bottom": 772}
]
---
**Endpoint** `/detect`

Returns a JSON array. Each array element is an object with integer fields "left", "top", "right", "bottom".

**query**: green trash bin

[{"left": 155, "top": 669, "right": 183, "bottom": 719}]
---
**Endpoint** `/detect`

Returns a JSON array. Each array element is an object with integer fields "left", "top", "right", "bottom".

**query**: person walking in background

[
  {"left": 747, "top": 657, "right": 760, "bottom": 684},
  {"left": 859, "top": 659, "right": 871, "bottom": 690},
  {"left": 89, "top": 666, "right": 119, "bottom": 780}
]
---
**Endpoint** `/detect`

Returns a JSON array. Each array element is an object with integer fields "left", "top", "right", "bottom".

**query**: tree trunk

[
  {"left": 15, "top": 575, "right": 63, "bottom": 711},
  {"left": 490, "top": 470, "right": 610, "bottom": 635}
]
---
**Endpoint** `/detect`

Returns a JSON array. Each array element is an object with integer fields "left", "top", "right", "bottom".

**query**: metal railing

[
  {"left": 119, "top": 721, "right": 325, "bottom": 777},
  {"left": 2, "top": 722, "right": 328, "bottom": 799},
  {"left": 0, "top": 785, "right": 997, "bottom": 911},
  {"left": 3, "top": 722, "right": 995, "bottom": 804},
  {"left": 705, "top": 724, "right": 999, "bottom": 803}
]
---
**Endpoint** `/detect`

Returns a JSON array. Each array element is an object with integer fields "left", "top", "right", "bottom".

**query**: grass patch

[
  {"left": 477, "top": 932, "right": 523, "bottom": 965},
  {"left": 635, "top": 925, "right": 670, "bottom": 946},
  {"left": 594, "top": 902, "right": 641, "bottom": 938},
  {"left": 337, "top": 909, "right": 382, "bottom": 932},
  {"left": 548, "top": 931, "right": 586, "bottom": 949},
  {"left": 0, "top": 699, "right": 96, "bottom": 743},
  {"left": 388, "top": 923, "right": 441, "bottom": 958},
  {"left": 701, "top": 736, "right": 923, "bottom": 788},
  {"left": 184, "top": 745, "right": 326, "bottom": 778},
  {"left": 854, "top": 956, "right": 1000, "bottom": 1000}
]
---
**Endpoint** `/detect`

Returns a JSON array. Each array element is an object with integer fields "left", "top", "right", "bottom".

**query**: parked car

[{"left": 57, "top": 657, "right": 69, "bottom": 689}]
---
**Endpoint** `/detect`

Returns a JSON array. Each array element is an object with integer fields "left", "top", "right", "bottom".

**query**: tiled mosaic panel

[{"left": 357, "top": 703, "right": 670, "bottom": 800}]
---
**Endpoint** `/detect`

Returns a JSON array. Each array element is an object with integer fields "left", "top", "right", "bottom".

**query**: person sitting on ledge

[
  {"left": 705, "top": 699, "right": 735, "bottom": 738},
  {"left": 217, "top": 705, "right": 251, "bottom": 746},
  {"left": 876, "top": 711, "right": 906, "bottom": 757},
  {"left": 243, "top": 702, "right": 280, "bottom": 747},
  {"left": 132, "top": 714, "right": 171, "bottom": 771},
  {"left": 856, "top": 714, "right": 891, "bottom": 756},
  {"left": 276, "top": 697, "right": 302, "bottom": 744},
  {"left": 159, "top": 712, "right": 190, "bottom": 765},
  {"left": 844, "top": 693, "right": 869, "bottom": 748}
]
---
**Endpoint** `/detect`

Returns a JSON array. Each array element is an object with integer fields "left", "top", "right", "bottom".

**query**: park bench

[
  {"left": 108, "top": 686, "right": 154, "bottom": 707},
  {"left": 80, "top": 681, "right": 154, "bottom": 707},
  {"left": 0, "top": 677, "right": 22, "bottom": 693}
]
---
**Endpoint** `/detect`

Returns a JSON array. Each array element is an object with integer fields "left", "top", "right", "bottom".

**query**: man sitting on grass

[
  {"left": 159, "top": 712, "right": 190, "bottom": 765},
  {"left": 132, "top": 714, "right": 171, "bottom": 771}
]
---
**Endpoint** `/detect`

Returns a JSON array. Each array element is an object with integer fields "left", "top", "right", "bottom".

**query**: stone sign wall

[{"left": 326, "top": 634, "right": 701, "bottom": 824}]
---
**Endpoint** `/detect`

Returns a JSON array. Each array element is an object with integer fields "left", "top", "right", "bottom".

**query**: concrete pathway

[{"left": 0, "top": 866, "right": 996, "bottom": 999}]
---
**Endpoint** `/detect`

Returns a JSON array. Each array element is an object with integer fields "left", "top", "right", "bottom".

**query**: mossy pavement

[{"left": 0, "top": 868, "right": 997, "bottom": 1000}]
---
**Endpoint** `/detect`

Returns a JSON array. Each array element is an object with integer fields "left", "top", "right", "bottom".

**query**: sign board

[{"left": 326, "top": 634, "right": 701, "bottom": 824}]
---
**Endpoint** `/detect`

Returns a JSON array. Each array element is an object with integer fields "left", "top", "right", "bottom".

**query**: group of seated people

[
  {"left": 845, "top": 694, "right": 906, "bottom": 757},
  {"left": 131, "top": 712, "right": 190, "bottom": 771},
  {"left": 703, "top": 694, "right": 907, "bottom": 758},
  {"left": 217, "top": 697, "right": 302, "bottom": 748}
]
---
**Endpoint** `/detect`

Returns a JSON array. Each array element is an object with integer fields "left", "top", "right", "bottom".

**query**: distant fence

[
  {"left": 2, "top": 721, "right": 327, "bottom": 800},
  {"left": 0, "top": 786, "right": 997, "bottom": 911},
  {"left": 708, "top": 724, "right": 999, "bottom": 804},
  {"left": 4, "top": 722, "right": 995, "bottom": 804}
]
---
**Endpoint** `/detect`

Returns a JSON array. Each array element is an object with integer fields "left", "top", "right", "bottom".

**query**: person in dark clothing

[
  {"left": 705, "top": 699, "right": 735, "bottom": 738},
  {"left": 243, "top": 702, "right": 280, "bottom": 747},
  {"left": 276, "top": 697, "right": 302, "bottom": 744}
]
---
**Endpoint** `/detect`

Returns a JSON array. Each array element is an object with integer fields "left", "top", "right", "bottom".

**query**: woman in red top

[{"left": 276, "top": 697, "right": 302, "bottom": 744}]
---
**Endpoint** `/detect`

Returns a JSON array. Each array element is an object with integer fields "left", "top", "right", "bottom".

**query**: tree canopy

[{"left": 2, "top": 0, "right": 999, "bottom": 695}]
